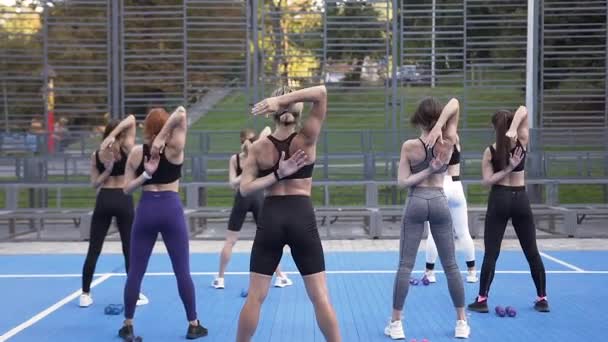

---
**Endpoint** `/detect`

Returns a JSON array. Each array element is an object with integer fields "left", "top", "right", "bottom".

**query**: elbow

[
  {"left": 229, "top": 179, "right": 239, "bottom": 189},
  {"left": 449, "top": 97, "right": 460, "bottom": 108},
  {"left": 123, "top": 185, "right": 134, "bottom": 195},
  {"left": 397, "top": 178, "right": 410, "bottom": 189},
  {"left": 481, "top": 178, "right": 493, "bottom": 187},
  {"left": 126, "top": 114, "right": 136, "bottom": 123},
  {"left": 239, "top": 185, "right": 251, "bottom": 197},
  {"left": 518, "top": 105, "right": 528, "bottom": 115},
  {"left": 314, "top": 85, "right": 327, "bottom": 102},
  {"left": 176, "top": 106, "right": 187, "bottom": 119},
  {"left": 318, "top": 85, "right": 327, "bottom": 97}
]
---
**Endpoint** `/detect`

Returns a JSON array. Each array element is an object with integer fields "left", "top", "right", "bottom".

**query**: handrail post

[{"left": 365, "top": 181, "right": 378, "bottom": 207}]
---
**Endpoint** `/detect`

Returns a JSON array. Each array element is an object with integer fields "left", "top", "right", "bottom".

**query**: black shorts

[
  {"left": 250, "top": 195, "right": 325, "bottom": 276},
  {"left": 227, "top": 190, "right": 264, "bottom": 232}
]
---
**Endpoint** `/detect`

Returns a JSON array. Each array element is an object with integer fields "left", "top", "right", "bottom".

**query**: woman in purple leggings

[{"left": 120, "top": 106, "right": 207, "bottom": 340}]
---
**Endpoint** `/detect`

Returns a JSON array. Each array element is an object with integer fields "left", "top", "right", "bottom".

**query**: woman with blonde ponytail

[{"left": 212, "top": 127, "right": 292, "bottom": 290}]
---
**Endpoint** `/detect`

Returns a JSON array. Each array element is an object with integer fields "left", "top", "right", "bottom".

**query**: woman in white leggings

[{"left": 424, "top": 139, "right": 477, "bottom": 283}]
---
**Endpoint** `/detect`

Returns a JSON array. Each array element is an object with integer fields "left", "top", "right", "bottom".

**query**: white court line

[
  {"left": 1, "top": 270, "right": 608, "bottom": 279},
  {"left": 0, "top": 274, "right": 112, "bottom": 342},
  {"left": 539, "top": 251, "right": 586, "bottom": 272}
]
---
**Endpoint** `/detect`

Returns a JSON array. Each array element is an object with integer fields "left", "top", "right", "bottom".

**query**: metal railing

[{"left": 2, "top": 179, "right": 608, "bottom": 211}]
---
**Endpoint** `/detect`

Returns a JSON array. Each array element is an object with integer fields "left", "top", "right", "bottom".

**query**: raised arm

[
  {"left": 397, "top": 141, "right": 445, "bottom": 188},
  {"left": 123, "top": 146, "right": 160, "bottom": 195},
  {"left": 151, "top": 106, "right": 187, "bottom": 157},
  {"left": 292, "top": 86, "right": 327, "bottom": 145},
  {"left": 239, "top": 144, "right": 271, "bottom": 196},
  {"left": 480, "top": 146, "right": 524, "bottom": 186},
  {"left": 101, "top": 115, "right": 136, "bottom": 152},
  {"left": 228, "top": 154, "right": 241, "bottom": 190},
  {"left": 239, "top": 144, "right": 309, "bottom": 196},
  {"left": 424, "top": 98, "right": 460, "bottom": 147},
  {"left": 252, "top": 85, "right": 327, "bottom": 146},
  {"left": 90, "top": 152, "right": 112, "bottom": 189},
  {"left": 506, "top": 105, "right": 529, "bottom": 146},
  {"left": 259, "top": 126, "right": 272, "bottom": 139}
]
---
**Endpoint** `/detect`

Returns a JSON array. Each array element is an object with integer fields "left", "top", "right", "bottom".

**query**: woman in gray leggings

[{"left": 385, "top": 97, "right": 470, "bottom": 340}]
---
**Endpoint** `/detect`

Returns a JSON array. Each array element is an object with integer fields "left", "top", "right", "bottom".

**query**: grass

[{"left": 6, "top": 75, "right": 607, "bottom": 207}]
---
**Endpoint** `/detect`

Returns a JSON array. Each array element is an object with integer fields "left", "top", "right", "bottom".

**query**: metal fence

[{"left": 2, "top": 0, "right": 607, "bottom": 136}]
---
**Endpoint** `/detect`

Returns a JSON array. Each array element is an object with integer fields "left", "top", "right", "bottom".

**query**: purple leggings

[{"left": 124, "top": 191, "right": 197, "bottom": 321}]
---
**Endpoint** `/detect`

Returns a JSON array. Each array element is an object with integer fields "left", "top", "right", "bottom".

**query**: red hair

[{"left": 144, "top": 108, "right": 169, "bottom": 138}]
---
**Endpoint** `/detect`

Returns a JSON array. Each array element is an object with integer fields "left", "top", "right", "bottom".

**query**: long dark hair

[
  {"left": 410, "top": 97, "right": 443, "bottom": 132},
  {"left": 491, "top": 110, "right": 515, "bottom": 170},
  {"left": 102, "top": 119, "right": 120, "bottom": 140}
]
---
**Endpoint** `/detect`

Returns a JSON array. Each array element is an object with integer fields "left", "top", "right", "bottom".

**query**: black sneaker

[
  {"left": 534, "top": 298, "right": 550, "bottom": 312},
  {"left": 186, "top": 320, "right": 208, "bottom": 339},
  {"left": 468, "top": 297, "right": 489, "bottom": 313},
  {"left": 118, "top": 324, "right": 134, "bottom": 340}
]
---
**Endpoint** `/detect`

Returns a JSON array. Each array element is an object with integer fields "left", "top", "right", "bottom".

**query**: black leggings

[
  {"left": 82, "top": 188, "right": 134, "bottom": 292},
  {"left": 250, "top": 195, "right": 325, "bottom": 276},
  {"left": 479, "top": 185, "right": 547, "bottom": 298}
]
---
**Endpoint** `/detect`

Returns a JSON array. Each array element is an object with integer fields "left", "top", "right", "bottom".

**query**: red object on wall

[{"left": 47, "top": 110, "right": 55, "bottom": 153}]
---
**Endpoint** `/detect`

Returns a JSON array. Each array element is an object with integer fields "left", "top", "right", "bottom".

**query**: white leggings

[{"left": 425, "top": 176, "right": 476, "bottom": 267}]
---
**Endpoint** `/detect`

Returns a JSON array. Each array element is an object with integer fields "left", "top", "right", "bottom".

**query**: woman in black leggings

[
  {"left": 468, "top": 106, "right": 549, "bottom": 313},
  {"left": 80, "top": 115, "right": 147, "bottom": 308}
]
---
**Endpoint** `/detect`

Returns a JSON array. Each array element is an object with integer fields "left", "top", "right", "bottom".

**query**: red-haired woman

[{"left": 119, "top": 107, "right": 207, "bottom": 340}]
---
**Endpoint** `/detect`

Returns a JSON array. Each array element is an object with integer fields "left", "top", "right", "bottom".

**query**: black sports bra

[
  {"left": 409, "top": 139, "right": 449, "bottom": 174},
  {"left": 448, "top": 145, "right": 460, "bottom": 165},
  {"left": 95, "top": 149, "right": 128, "bottom": 176},
  {"left": 235, "top": 153, "right": 243, "bottom": 176},
  {"left": 489, "top": 140, "right": 526, "bottom": 172},
  {"left": 136, "top": 144, "right": 182, "bottom": 185},
  {"left": 257, "top": 132, "right": 314, "bottom": 180}
]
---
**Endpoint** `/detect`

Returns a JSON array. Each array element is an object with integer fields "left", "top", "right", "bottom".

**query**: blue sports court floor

[{"left": 0, "top": 250, "right": 606, "bottom": 341}]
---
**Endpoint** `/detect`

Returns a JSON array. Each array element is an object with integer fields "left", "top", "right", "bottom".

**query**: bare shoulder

[
  {"left": 130, "top": 145, "right": 143, "bottom": 155},
  {"left": 249, "top": 138, "right": 269, "bottom": 156},
  {"left": 403, "top": 139, "right": 421, "bottom": 151},
  {"left": 128, "top": 145, "right": 143, "bottom": 161},
  {"left": 483, "top": 146, "right": 492, "bottom": 157}
]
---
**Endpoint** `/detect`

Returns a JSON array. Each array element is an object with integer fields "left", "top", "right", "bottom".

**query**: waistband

[
  {"left": 491, "top": 185, "right": 526, "bottom": 192},
  {"left": 98, "top": 187, "right": 127, "bottom": 192},
  {"left": 264, "top": 194, "right": 311, "bottom": 201},
  {"left": 141, "top": 190, "right": 181, "bottom": 200},
  {"left": 409, "top": 186, "right": 445, "bottom": 194}
]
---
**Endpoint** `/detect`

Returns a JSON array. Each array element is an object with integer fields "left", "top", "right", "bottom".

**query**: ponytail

[
  {"left": 492, "top": 110, "right": 514, "bottom": 170},
  {"left": 241, "top": 140, "right": 252, "bottom": 158}
]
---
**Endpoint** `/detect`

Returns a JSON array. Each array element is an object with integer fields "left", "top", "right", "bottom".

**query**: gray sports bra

[{"left": 409, "top": 138, "right": 449, "bottom": 174}]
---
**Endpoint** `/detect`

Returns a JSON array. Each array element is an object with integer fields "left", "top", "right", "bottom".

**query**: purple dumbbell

[
  {"left": 495, "top": 306, "right": 506, "bottom": 317},
  {"left": 409, "top": 278, "right": 420, "bottom": 286},
  {"left": 505, "top": 306, "right": 517, "bottom": 317},
  {"left": 421, "top": 276, "right": 430, "bottom": 286}
]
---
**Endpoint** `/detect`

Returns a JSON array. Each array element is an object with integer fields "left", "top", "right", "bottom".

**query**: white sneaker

[
  {"left": 274, "top": 276, "right": 293, "bottom": 288},
  {"left": 79, "top": 293, "right": 93, "bottom": 307},
  {"left": 136, "top": 293, "right": 149, "bottom": 306},
  {"left": 212, "top": 277, "right": 225, "bottom": 289},
  {"left": 424, "top": 270, "right": 437, "bottom": 283},
  {"left": 455, "top": 320, "right": 470, "bottom": 339},
  {"left": 384, "top": 319, "right": 405, "bottom": 340},
  {"left": 466, "top": 270, "right": 478, "bottom": 283}
]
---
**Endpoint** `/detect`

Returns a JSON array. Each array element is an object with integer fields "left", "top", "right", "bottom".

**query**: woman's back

[{"left": 404, "top": 138, "right": 454, "bottom": 188}]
